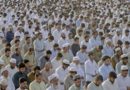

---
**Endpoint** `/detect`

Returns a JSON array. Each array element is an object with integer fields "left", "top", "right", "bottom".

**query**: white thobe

[
  {"left": 58, "top": 38, "right": 69, "bottom": 48},
  {"left": 0, "top": 76, "right": 15, "bottom": 90},
  {"left": 51, "top": 58, "right": 62, "bottom": 71},
  {"left": 33, "top": 39, "right": 45, "bottom": 64},
  {"left": 102, "top": 79, "right": 119, "bottom": 90},
  {"left": 102, "top": 45, "right": 114, "bottom": 57},
  {"left": 116, "top": 74, "right": 130, "bottom": 90},
  {"left": 112, "top": 35, "right": 122, "bottom": 46},
  {"left": 98, "top": 64, "right": 114, "bottom": 80},
  {"left": 55, "top": 66, "right": 69, "bottom": 83},
  {"left": 5, "top": 64, "right": 17, "bottom": 79},
  {"left": 122, "top": 35, "right": 130, "bottom": 43},
  {"left": 85, "top": 59, "right": 98, "bottom": 81},
  {"left": 52, "top": 30, "right": 62, "bottom": 42},
  {"left": 45, "top": 40, "right": 55, "bottom": 50}
]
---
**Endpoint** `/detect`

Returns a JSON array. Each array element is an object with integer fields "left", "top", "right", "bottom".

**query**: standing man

[
  {"left": 116, "top": 65, "right": 130, "bottom": 90},
  {"left": 33, "top": 32, "right": 46, "bottom": 65},
  {"left": 17, "top": 77, "right": 28, "bottom": 90}
]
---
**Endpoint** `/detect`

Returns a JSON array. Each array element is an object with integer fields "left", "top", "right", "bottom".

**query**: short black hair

[
  {"left": 46, "top": 50, "right": 52, "bottom": 55},
  {"left": 19, "top": 77, "right": 27, "bottom": 84},
  {"left": 23, "top": 59, "right": 29, "bottom": 64},
  {"left": 5, "top": 48, "right": 10, "bottom": 52},
  {"left": 35, "top": 72, "right": 42, "bottom": 78},
  {"left": 34, "top": 66, "right": 40, "bottom": 71},
  {"left": 57, "top": 52, "right": 63, "bottom": 58},
  {"left": 109, "top": 71, "right": 117, "bottom": 79},
  {"left": 94, "top": 75, "right": 103, "bottom": 81},
  {"left": 102, "top": 56, "right": 110, "bottom": 61},
  {"left": 18, "top": 63, "right": 25, "bottom": 68}
]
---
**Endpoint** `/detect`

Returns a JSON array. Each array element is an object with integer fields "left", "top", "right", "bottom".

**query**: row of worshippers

[{"left": 0, "top": 57, "right": 130, "bottom": 90}]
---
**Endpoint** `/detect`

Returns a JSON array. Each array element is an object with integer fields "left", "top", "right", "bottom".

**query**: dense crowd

[{"left": 0, "top": 0, "right": 130, "bottom": 90}]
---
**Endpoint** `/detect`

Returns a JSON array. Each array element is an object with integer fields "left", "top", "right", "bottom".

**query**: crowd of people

[{"left": 0, "top": 0, "right": 130, "bottom": 90}]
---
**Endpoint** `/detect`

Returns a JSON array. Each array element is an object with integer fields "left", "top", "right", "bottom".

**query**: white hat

[
  {"left": 48, "top": 73, "right": 58, "bottom": 81},
  {"left": 62, "top": 43, "right": 70, "bottom": 48},
  {"left": 63, "top": 59, "right": 70, "bottom": 65},
  {"left": 0, "top": 78, "right": 8, "bottom": 86},
  {"left": 115, "top": 47, "right": 121, "bottom": 52},
  {"left": 121, "top": 65, "right": 128, "bottom": 71},
  {"left": 121, "top": 54, "right": 128, "bottom": 59},
  {"left": 10, "top": 58, "right": 16, "bottom": 63},
  {"left": 68, "top": 67, "right": 77, "bottom": 72},
  {"left": 0, "top": 58, "right": 4, "bottom": 65},
  {"left": 1, "top": 68, "right": 8, "bottom": 74},
  {"left": 73, "top": 56, "right": 80, "bottom": 61}
]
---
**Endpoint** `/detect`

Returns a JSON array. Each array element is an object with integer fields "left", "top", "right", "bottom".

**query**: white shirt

[
  {"left": 102, "top": 79, "right": 119, "bottom": 90},
  {"left": 5, "top": 64, "right": 17, "bottom": 79},
  {"left": 55, "top": 66, "right": 69, "bottom": 83},
  {"left": 116, "top": 74, "right": 130, "bottom": 90},
  {"left": 85, "top": 59, "right": 98, "bottom": 81},
  {"left": 112, "top": 34, "right": 122, "bottom": 46},
  {"left": 51, "top": 58, "right": 62, "bottom": 70},
  {"left": 58, "top": 38, "right": 69, "bottom": 48},
  {"left": 52, "top": 29, "right": 62, "bottom": 42},
  {"left": 45, "top": 40, "right": 55, "bottom": 50},
  {"left": 76, "top": 51, "right": 88, "bottom": 63},
  {"left": 98, "top": 64, "right": 114, "bottom": 80}
]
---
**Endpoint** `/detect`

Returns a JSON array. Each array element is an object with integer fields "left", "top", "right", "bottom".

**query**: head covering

[
  {"left": 73, "top": 56, "right": 80, "bottom": 61},
  {"left": 48, "top": 73, "right": 58, "bottom": 81},
  {"left": 121, "top": 54, "right": 128, "bottom": 59},
  {"left": 121, "top": 65, "right": 128, "bottom": 71},
  {"left": 0, "top": 78, "right": 8, "bottom": 86},
  {"left": 63, "top": 59, "right": 70, "bottom": 65},
  {"left": 115, "top": 47, "right": 121, "bottom": 52},
  {"left": 73, "top": 74, "right": 81, "bottom": 81},
  {"left": 62, "top": 43, "right": 70, "bottom": 48},
  {"left": 68, "top": 67, "right": 77, "bottom": 72},
  {"left": 10, "top": 58, "right": 16, "bottom": 63},
  {"left": 1, "top": 68, "right": 8, "bottom": 74}
]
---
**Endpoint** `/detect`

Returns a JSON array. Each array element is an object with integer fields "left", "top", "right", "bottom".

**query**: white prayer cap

[
  {"left": 62, "top": 43, "right": 70, "bottom": 48},
  {"left": 121, "top": 65, "right": 128, "bottom": 71},
  {"left": 14, "top": 33, "right": 20, "bottom": 37},
  {"left": 105, "top": 39, "right": 111, "bottom": 43},
  {"left": 0, "top": 58, "right": 4, "bottom": 65},
  {"left": 1, "top": 68, "right": 8, "bottom": 74},
  {"left": 0, "top": 78, "right": 8, "bottom": 86},
  {"left": 10, "top": 58, "right": 16, "bottom": 63},
  {"left": 48, "top": 73, "right": 58, "bottom": 81},
  {"left": 63, "top": 59, "right": 70, "bottom": 65},
  {"left": 68, "top": 67, "right": 77, "bottom": 72},
  {"left": 121, "top": 54, "right": 128, "bottom": 59},
  {"left": 115, "top": 47, "right": 121, "bottom": 52},
  {"left": 73, "top": 56, "right": 80, "bottom": 61}
]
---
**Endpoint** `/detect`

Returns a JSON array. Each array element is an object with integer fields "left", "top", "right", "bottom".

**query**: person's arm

[{"left": 29, "top": 83, "right": 35, "bottom": 90}]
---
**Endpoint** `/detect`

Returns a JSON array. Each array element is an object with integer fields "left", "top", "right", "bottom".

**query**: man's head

[
  {"left": 19, "top": 77, "right": 28, "bottom": 89},
  {"left": 108, "top": 71, "right": 117, "bottom": 83},
  {"left": 62, "top": 59, "right": 70, "bottom": 69},
  {"left": 93, "top": 75, "right": 103, "bottom": 86},
  {"left": 68, "top": 67, "right": 77, "bottom": 77},
  {"left": 73, "top": 74, "right": 81, "bottom": 87},
  {"left": 33, "top": 66, "right": 40, "bottom": 74},
  {"left": 88, "top": 51, "right": 95, "bottom": 60},
  {"left": 18, "top": 63, "right": 25, "bottom": 73},
  {"left": 5, "top": 48, "right": 10, "bottom": 57},
  {"left": 10, "top": 58, "right": 16, "bottom": 69},
  {"left": 48, "top": 74, "right": 59, "bottom": 85},
  {"left": 121, "top": 65, "right": 129, "bottom": 77},
  {"left": 102, "top": 56, "right": 111, "bottom": 66},
  {"left": 35, "top": 73, "right": 43, "bottom": 83},
  {"left": 46, "top": 50, "right": 52, "bottom": 58},
  {"left": 121, "top": 54, "right": 128, "bottom": 65},
  {"left": 1, "top": 68, "right": 8, "bottom": 78}
]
